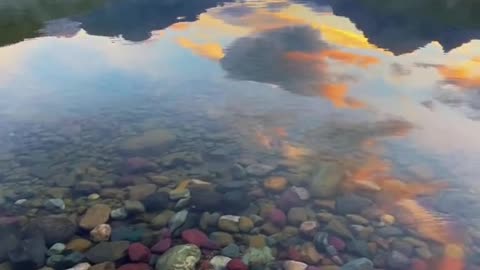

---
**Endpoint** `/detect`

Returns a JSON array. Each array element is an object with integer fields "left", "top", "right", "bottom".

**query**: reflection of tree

[
  {"left": 327, "top": 0, "right": 480, "bottom": 54},
  {"left": 0, "top": 0, "right": 104, "bottom": 47}
]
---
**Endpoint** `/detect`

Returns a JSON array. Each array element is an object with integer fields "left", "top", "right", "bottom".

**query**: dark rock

[
  {"left": 221, "top": 243, "right": 241, "bottom": 258},
  {"left": 190, "top": 190, "right": 223, "bottom": 211},
  {"left": 276, "top": 189, "right": 303, "bottom": 210},
  {"left": 85, "top": 241, "right": 130, "bottom": 264},
  {"left": 347, "top": 240, "right": 370, "bottom": 258},
  {"left": 222, "top": 190, "right": 250, "bottom": 213},
  {"left": 216, "top": 181, "right": 249, "bottom": 192},
  {"left": 231, "top": 164, "right": 247, "bottom": 180},
  {"left": 28, "top": 216, "right": 76, "bottom": 245},
  {"left": 335, "top": 194, "right": 372, "bottom": 215},
  {"left": 74, "top": 181, "right": 101, "bottom": 194},
  {"left": 111, "top": 227, "right": 144, "bottom": 242},
  {"left": 391, "top": 240, "right": 414, "bottom": 257},
  {"left": 377, "top": 226, "right": 404, "bottom": 237},
  {"left": 128, "top": 243, "right": 151, "bottom": 263},
  {"left": 141, "top": 192, "right": 169, "bottom": 212},
  {"left": 0, "top": 226, "right": 20, "bottom": 261},
  {"left": 125, "top": 157, "right": 157, "bottom": 173},
  {"left": 387, "top": 251, "right": 411, "bottom": 269},
  {"left": 8, "top": 235, "right": 46, "bottom": 270},
  {"left": 172, "top": 212, "right": 200, "bottom": 237},
  {"left": 341, "top": 258, "right": 374, "bottom": 270}
]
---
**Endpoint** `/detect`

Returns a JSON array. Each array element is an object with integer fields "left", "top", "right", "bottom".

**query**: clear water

[{"left": 1, "top": 0, "right": 480, "bottom": 269}]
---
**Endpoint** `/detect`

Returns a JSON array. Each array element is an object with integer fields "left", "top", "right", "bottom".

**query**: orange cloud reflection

[
  {"left": 177, "top": 37, "right": 225, "bottom": 61},
  {"left": 437, "top": 59, "right": 480, "bottom": 89},
  {"left": 320, "top": 83, "right": 365, "bottom": 109}
]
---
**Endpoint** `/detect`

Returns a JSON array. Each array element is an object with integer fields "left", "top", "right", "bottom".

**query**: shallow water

[{"left": 1, "top": 0, "right": 480, "bottom": 269}]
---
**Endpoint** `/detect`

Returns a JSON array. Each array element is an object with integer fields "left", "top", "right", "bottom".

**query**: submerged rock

[
  {"left": 241, "top": 246, "right": 274, "bottom": 267},
  {"left": 79, "top": 204, "right": 111, "bottom": 230},
  {"left": 169, "top": 210, "right": 189, "bottom": 234},
  {"left": 142, "top": 192, "right": 169, "bottom": 212},
  {"left": 155, "top": 244, "right": 201, "bottom": 270},
  {"left": 119, "top": 129, "right": 177, "bottom": 153},
  {"left": 8, "top": 235, "right": 46, "bottom": 270},
  {"left": 85, "top": 241, "right": 130, "bottom": 264},
  {"left": 335, "top": 195, "right": 372, "bottom": 215},
  {"left": 309, "top": 162, "right": 343, "bottom": 198},
  {"left": 31, "top": 216, "right": 77, "bottom": 245},
  {"left": 341, "top": 258, "right": 374, "bottom": 270},
  {"left": 45, "top": 199, "right": 65, "bottom": 211}
]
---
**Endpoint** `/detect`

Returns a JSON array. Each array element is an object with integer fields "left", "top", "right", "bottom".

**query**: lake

[{"left": 0, "top": 0, "right": 480, "bottom": 270}]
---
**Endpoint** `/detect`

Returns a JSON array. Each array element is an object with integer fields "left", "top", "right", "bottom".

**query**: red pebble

[
  {"left": 151, "top": 238, "right": 172, "bottom": 254},
  {"left": 128, "top": 243, "right": 151, "bottom": 262},
  {"left": 268, "top": 208, "right": 287, "bottom": 227},
  {"left": 287, "top": 247, "right": 302, "bottom": 261},
  {"left": 226, "top": 259, "right": 248, "bottom": 270},
  {"left": 182, "top": 229, "right": 218, "bottom": 249},
  {"left": 411, "top": 259, "right": 429, "bottom": 270},
  {"left": 328, "top": 236, "right": 346, "bottom": 251},
  {"left": 117, "top": 263, "right": 151, "bottom": 270}
]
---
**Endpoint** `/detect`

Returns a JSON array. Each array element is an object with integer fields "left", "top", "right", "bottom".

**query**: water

[{"left": 1, "top": 0, "right": 480, "bottom": 269}]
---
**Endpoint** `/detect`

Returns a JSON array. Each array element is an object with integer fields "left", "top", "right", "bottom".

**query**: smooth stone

[
  {"left": 210, "top": 256, "right": 232, "bottom": 270},
  {"left": 221, "top": 244, "right": 241, "bottom": 258},
  {"left": 151, "top": 238, "right": 172, "bottom": 254},
  {"left": 300, "top": 242, "right": 323, "bottom": 264},
  {"left": 89, "top": 262, "right": 115, "bottom": 270},
  {"left": 111, "top": 227, "right": 144, "bottom": 242},
  {"left": 45, "top": 199, "right": 65, "bottom": 210},
  {"left": 66, "top": 239, "right": 92, "bottom": 252},
  {"left": 326, "top": 218, "right": 353, "bottom": 239},
  {"left": 61, "top": 252, "right": 87, "bottom": 268},
  {"left": 128, "top": 243, "right": 151, "bottom": 262},
  {"left": 175, "top": 197, "right": 191, "bottom": 209},
  {"left": 346, "top": 215, "right": 369, "bottom": 225},
  {"left": 249, "top": 235, "right": 266, "bottom": 249},
  {"left": 85, "top": 241, "right": 130, "bottom": 264},
  {"left": 287, "top": 207, "right": 308, "bottom": 226},
  {"left": 392, "top": 240, "right": 414, "bottom": 257},
  {"left": 155, "top": 244, "right": 201, "bottom": 270},
  {"left": 231, "top": 164, "right": 247, "bottom": 179},
  {"left": 8, "top": 235, "right": 46, "bottom": 270},
  {"left": 69, "top": 263, "right": 91, "bottom": 270},
  {"left": 181, "top": 229, "right": 218, "bottom": 249},
  {"left": 380, "top": 214, "right": 395, "bottom": 225},
  {"left": 79, "top": 204, "right": 111, "bottom": 230},
  {"left": 210, "top": 232, "right": 234, "bottom": 247},
  {"left": 283, "top": 260, "right": 307, "bottom": 270},
  {"left": 191, "top": 190, "right": 223, "bottom": 211},
  {"left": 347, "top": 240, "right": 370, "bottom": 257},
  {"left": 124, "top": 200, "right": 146, "bottom": 214},
  {"left": 200, "top": 212, "right": 221, "bottom": 230},
  {"left": 90, "top": 224, "right": 112, "bottom": 242},
  {"left": 264, "top": 176, "right": 288, "bottom": 192},
  {"left": 226, "top": 259, "right": 248, "bottom": 270},
  {"left": 310, "top": 162, "right": 343, "bottom": 198},
  {"left": 74, "top": 181, "right": 101, "bottom": 194},
  {"left": 14, "top": 199, "right": 27, "bottom": 205},
  {"left": 47, "top": 255, "right": 64, "bottom": 268},
  {"left": 387, "top": 251, "right": 411, "bottom": 269},
  {"left": 111, "top": 208, "right": 128, "bottom": 220},
  {"left": 268, "top": 208, "right": 287, "bottom": 227},
  {"left": 377, "top": 226, "right": 404, "bottom": 237},
  {"left": 335, "top": 195, "right": 372, "bottom": 215},
  {"left": 299, "top": 221, "right": 319, "bottom": 236},
  {"left": 88, "top": 193, "right": 101, "bottom": 200},
  {"left": 31, "top": 216, "right": 77, "bottom": 245},
  {"left": 142, "top": 192, "right": 169, "bottom": 212},
  {"left": 117, "top": 263, "right": 151, "bottom": 270},
  {"left": 238, "top": 217, "right": 254, "bottom": 233},
  {"left": 169, "top": 210, "right": 188, "bottom": 233},
  {"left": 218, "top": 216, "right": 240, "bottom": 233},
  {"left": 151, "top": 210, "right": 175, "bottom": 229},
  {"left": 125, "top": 157, "right": 157, "bottom": 173},
  {"left": 222, "top": 190, "right": 250, "bottom": 213},
  {"left": 118, "top": 129, "right": 177, "bottom": 153},
  {"left": 341, "top": 258, "right": 374, "bottom": 270},
  {"left": 276, "top": 189, "right": 303, "bottom": 210},
  {"left": 47, "top": 243, "right": 66, "bottom": 256},
  {"left": 245, "top": 164, "right": 275, "bottom": 176},
  {"left": 169, "top": 188, "right": 190, "bottom": 201},
  {"left": 241, "top": 247, "right": 274, "bottom": 267},
  {"left": 291, "top": 187, "right": 310, "bottom": 200},
  {"left": 129, "top": 184, "right": 157, "bottom": 201},
  {"left": 415, "top": 246, "right": 433, "bottom": 259}
]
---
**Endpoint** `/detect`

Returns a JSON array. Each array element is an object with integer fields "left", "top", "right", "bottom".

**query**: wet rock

[
  {"left": 299, "top": 221, "right": 319, "bottom": 236},
  {"left": 85, "top": 241, "right": 130, "bottom": 264},
  {"left": 142, "top": 192, "right": 169, "bottom": 212},
  {"left": 128, "top": 243, "right": 151, "bottom": 263},
  {"left": 117, "top": 263, "right": 151, "bottom": 270},
  {"left": 90, "top": 224, "right": 112, "bottom": 242},
  {"left": 210, "top": 232, "right": 234, "bottom": 248},
  {"left": 89, "top": 262, "right": 115, "bottom": 270},
  {"left": 264, "top": 176, "right": 288, "bottom": 192},
  {"left": 169, "top": 210, "right": 188, "bottom": 233},
  {"left": 151, "top": 210, "right": 175, "bottom": 229},
  {"left": 287, "top": 207, "right": 308, "bottom": 226},
  {"left": 245, "top": 164, "right": 275, "bottom": 176},
  {"left": 326, "top": 218, "right": 353, "bottom": 239},
  {"left": 276, "top": 189, "right": 303, "bottom": 210},
  {"left": 231, "top": 164, "right": 247, "bottom": 180},
  {"left": 346, "top": 215, "right": 369, "bottom": 225},
  {"left": 32, "top": 216, "right": 77, "bottom": 245},
  {"left": 222, "top": 190, "right": 250, "bottom": 212},
  {"left": 268, "top": 208, "right": 287, "bottom": 227},
  {"left": 291, "top": 187, "right": 310, "bottom": 201},
  {"left": 200, "top": 212, "right": 221, "bottom": 230},
  {"left": 169, "top": 188, "right": 190, "bottom": 201},
  {"left": 70, "top": 262, "right": 91, "bottom": 270},
  {"left": 126, "top": 157, "right": 157, "bottom": 173},
  {"left": 111, "top": 227, "right": 144, "bottom": 242},
  {"left": 182, "top": 229, "right": 218, "bottom": 249},
  {"left": 226, "top": 259, "right": 248, "bottom": 270},
  {"left": 283, "top": 260, "right": 307, "bottom": 270},
  {"left": 66, "top": 238, "right": 92, "bottom": 253},
  {"left": 210, "top": 256, "right": 231, "bottom": 270},
  {"left": 45, "top": 199, "right": 65, "bottom": 211},
  {"left": 300, "top": 242, "right": 324, "bottom": 264},
  {"left": 79, "top": 204, "right": 111, "bottom": 230},
  {"left": 387, "top": 251, "right": 411, "bottom": 269},
  {"left": 380, "top": 214, "right": 395, "bottom": 225},
  {"left": 341, "top": 258, "right": 374, "bottom": 270},
  {"left": 392, "top": 240, "right": 414, "bottom": 257},
  {"left": 151, "top": 238, "right": 172, "bottom": 254},
  {"left": 119, "top": 129, "right": 177, "bottom": 153},
  {"left": 128, "top": 184, "right": 157, "bottom": 201},
  {"left": 47, "top": 243, "right": 66, "bottom": 256},
  {"left": 415, "top": 246, "right": 433, "bottom": 260},
  {"left": 221, "top": 244, "right": 241, "bottom": 258},
  {"left": 377, "top": 226, "right": 404, "bottom": 237},
  {"left": 155, "top": 244, "right": 201, "bottom": 270},
  {"left": 241, "top": 246, "right": 274, "bottom": 267},
  {"left": 88, "top": 193, "right": 101, "bottom": 200},
  {"left": 46, "top": 254, "right": 63, "bottom": 268},
  {"left": 8, "top": 235, "right": 46, "bottom": 270},
  {"left": 239, "top": 217, "right": 254, "bottom": 233},
  {"left": 0, "top": 227, "right": 20, "bottom": 261},
  {"left": 347, "top": 240, "right": 370, "bottom": 257},
  {"left": 74, "top": 181, "right": 101, "bottom": 194},
  {"left": 335, "top": 195, "right": 372, "bottom": 215},
  {"left": 61, "top": 252, "right": 86, "bottom": 268},
  {"left": 310, "top": 163, "right": 343, "bottom": 198},
  {"left": 111, "top": 208, "right": 128, "bottom": 220},
  {"left": 124, "top": 200, "right": 145, "bottom": 214},
  {"left": 328, "top": 236, "right": 346, "bottom": 251},
  {"left": 218, "top": 215, "right": 240, "bottom": 233},
  {"left": 191, "top": 190, "right": 223, "bottom": 211},
  {"left": 248, "top": 235, "right": 267, "bottom": 249}
]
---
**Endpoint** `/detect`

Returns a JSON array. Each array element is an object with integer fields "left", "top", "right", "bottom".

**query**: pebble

[
  {"left": 90, "top": 224, "right": 112, "bottom": 242},
  {"left": 238, "top": 217, "right": 254, "bottom": 233},
  {"left": 151, "top": 210, "right": 175, "bottom": 229},
  {"left": 326, "top": 218, "right": 353, "bottom": 239},
  {"left": 89, "top": 262, "right": 116, "bottom": 270},
  {"left": 387, "top": 251, "right": 411, "bottom": 269},
  {"left": 128, "top": 243, "right": 151, "bottom": 262},
  {"left": 341, "top": 258, "right": 374, "bottom": 270},
  {"left": 88, "top": 193, "right": 101, "bottom": 200},
  {"left": 210, "top": 256, "right": 232, "bottom": 270},
  {"left": 45, "top": 199, "right": 65, "bottom": 210},
  {"left": 377, "top": 226, "right": 404, "bottom": 237},
  {"left": 222, "top": 243, "right": 241, "bottom": 258},
  {"left": 218, "top": 215, "right": 240, "bottom": 233},
  {"left": 169, "top": 210, "right": 188, "bottom": 233},
  {"left": 291, "top": 186, "right": 310, "bottom": 200},
  {"left": 68, "top": 263, "right": 91, "bottom": 270},
  {"left": 151, "top": 238, "right": 172, "bottom": 254},
  {"left": 346, "top": 215, "right": 369, "bottom": 225},
  {"left": 155, "top": 244, "right": 201, "bottom": 270},
  {"left": 268, "top": 208, "right": 287, "bottom": 227},
  {"left": 14, "top": 199, "right": 27, "bottom": 205},
  {"left": 380, "top": 214, "right": 395, "bottom": 225},
  {"left": 79, "top": 204, "right": 111, "bottom": 230},
  {"left": 66, "top": 238, "right": 93, "bottom": 252},
  {"left": 210, "top": 232, "right": 234, "bottom": 247},
  {"left": 111, "top": 208, "right": 128, "bottom": 220},
  {"left": 226, "top": 258, "right": 248, "bottom": 270},
  {"left": 264, "top": 176, "right": 288, "bottom": 192},
  {"left": 287, "top": 207, "right": 308, "bottom": 226},
  {"left": 245, "top": 164, "right": 275, "bottom": 176},
  {"left": 124, "top": 200, "right": 146, "bottom": 214},
  {"left": 283, "top": 260, "right": 308, "bottom": 270},
  {"left": 48, "top": 243, "right": 66, "bottom": 256},
  {"left": 299, "top": 221, "right": 319, "bottom": 236}
]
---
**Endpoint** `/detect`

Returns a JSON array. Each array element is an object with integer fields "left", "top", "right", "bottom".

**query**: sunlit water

[{"left": 1, "top": 0, "right": 480, "bottom": 269}]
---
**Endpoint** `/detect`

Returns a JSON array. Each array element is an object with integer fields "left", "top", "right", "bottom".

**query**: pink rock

[
  {"left": 411, "top": 259, "right": 429, "bottom": 270},
  {"left": 151, "top": 238, "right": 172, "bottom": 254},
  {"left": 117, "top": 263, "right": 152, "bottom": 270},
  {"left": 226, "top": 259, "right": 248, "bottom": 270},
  {"left": 128, "top": 243, "right": 151, "bottom": 262},
  {"left": 181, "top": 229, "right": 218, "bottom": 249},
  {"left": 90, "top": 224, "right": 111, "bottom": 242},
  {"left": 0, "top": 216, "right": 22, "bottom": 226},
  {"left": 284, "top": 260, "right": 307, "bottom": 270},
  {"left": 268, "top": 208, "right": 287, "bottom": 227},
  {"left": 287, "top": 247, "right": 302, "bottom": 261},
  {"left": 276, "top": 189, "right": 303, "bottom": 210},
  {"left": 328, "top": 236, "right": 346, "bottom": 251},
  {"left": 299, "top": 221, "right": 319, "bottom": 236},
  {"left": 126, "top": 157, "right": 156, "bottom": 173}
]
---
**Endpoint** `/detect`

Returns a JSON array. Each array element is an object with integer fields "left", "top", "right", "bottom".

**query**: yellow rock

[
  {"left": 249, "top": 235, "right": 267, "bottom": 248},
  {"left": 264, "top": 176, "right": 288, "bottom": 192},
  {"left": 381, "top": 214, "right": 395, "bottom": 225},
  {"left": 239, "top": 217, "right": 254, "bottom": 232},
  {"left": 445, "top": 244, "right": 464, "bottom": 259},
  {"left": 66, "top": 238, "right": 93, "bottom": 252}
]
